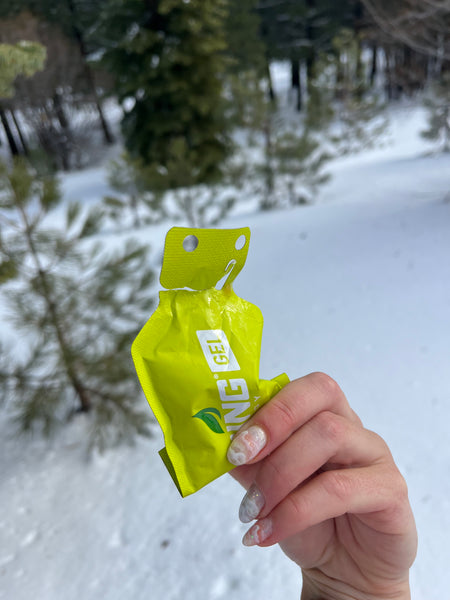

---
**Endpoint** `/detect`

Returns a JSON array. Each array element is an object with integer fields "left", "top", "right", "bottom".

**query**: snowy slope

[{"left": 1, "top": 104, "right": 450, "bottom": 600}]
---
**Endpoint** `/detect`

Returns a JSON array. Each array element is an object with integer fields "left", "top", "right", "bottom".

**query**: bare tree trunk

[
  {"left": 362, "top": 0, "right": 450, "bottom": 61},
  {"left": 0, "top": 108, "right": 20, "bottom": 156},
  {"left": 53, "top": 91, "right": 70, "bottom": 132},
  {"left": 291, "top": 58, "right": 302, "bottom": 111},
  {"left": 17, "top": 201, "right": 91, "bottom": 413},
  {"left": 370, "top": 45, "right": 378, "bottom": 87},
  {"left": 66, "top": 0, "right": 115, "bottom": 146},
  {"left": 265, "top": 58, "right": 276, "bottom": 103},
  {"left": 10, "top": 110, "right": 29, "bottom": 156},
  {"left": 305, "top": 0, "right": 317, "bottom": 96}
]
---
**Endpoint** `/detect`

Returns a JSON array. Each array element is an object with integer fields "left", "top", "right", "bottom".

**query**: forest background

[{"left": 0, "top": 0, "right": 449, "bottom": 452}]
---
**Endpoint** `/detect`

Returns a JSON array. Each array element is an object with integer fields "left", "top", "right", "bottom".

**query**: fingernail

[
  {"left": 239, "top": 484, "right": 265, "bottom": 523},
  {"left": 227, "top": 425, "right": 267, "bottom": 466},
  {"left": 242, "top": 518, "right": 273, "bottom": 547}
]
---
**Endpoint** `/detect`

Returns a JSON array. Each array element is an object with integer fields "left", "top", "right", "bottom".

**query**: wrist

[{"left": 301, "top": 571, "right": 411, "bottom": 600}]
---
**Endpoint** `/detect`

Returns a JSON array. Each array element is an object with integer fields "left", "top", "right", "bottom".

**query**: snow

[{"left": 1, "top": 90, "right": 450, "bottom": 599}]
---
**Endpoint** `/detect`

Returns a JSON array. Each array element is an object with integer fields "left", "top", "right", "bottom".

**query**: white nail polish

[
  {"left": 242, "top": 518, "right": 273, "bottom": 547},
  {"left": 227, "top": 425, "right": 267, "bottom": 466},
  {"left": 239, "top": 484, "right": 265, "bottom": 523}
]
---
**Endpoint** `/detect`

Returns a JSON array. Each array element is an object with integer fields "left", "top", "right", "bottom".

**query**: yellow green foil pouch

[{"left": 132, "top": 227, "right": 288, "bottom": 497}]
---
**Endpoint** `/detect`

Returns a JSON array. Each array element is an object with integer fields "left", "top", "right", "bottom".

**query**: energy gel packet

[{"left": 132, "top": 227, "right": 289, "bottom": 497}]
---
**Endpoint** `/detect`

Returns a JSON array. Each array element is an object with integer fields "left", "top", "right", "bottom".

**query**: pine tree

[
  {"left": 0, "top": 40, "right": 46, "bottom": 98},
  {"left": 103, "top": 152, "right": 165, "bottom": 229},
  {"left": 257, "top": 0, "right": 360, "bottom": 109},
  {"left": 225, "top": 0, "right": 265, "bottom": 75},
  {"left": 0, "top": 0, "right": 115, "bottom": 145},
  {"left": 0, "top": 40, "right": 46, "bottom": 157},
  {"left": 258, "top": 121, "right": 331, "bottom": 209},
  {"left": 0, "top": 158, "right": 155, "bottom": 450},
  {"left": 309, "top": 26, "right": 388, "bottom": 155},
  {"left": 223, "top": 0, "right": 268, "bottom": 130},
  {"left": 421, "top": 74, "right": 450, "bottom": 153},
  {"left": 99, "top": 0, "right": 231, "bottom": 188}
]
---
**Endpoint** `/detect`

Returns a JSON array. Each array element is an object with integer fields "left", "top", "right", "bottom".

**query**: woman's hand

[{"left": 227, "top": 373, "right": 418, "bottom": 600}]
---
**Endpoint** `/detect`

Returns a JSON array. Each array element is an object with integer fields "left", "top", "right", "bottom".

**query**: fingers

[
  {"left": 242, "top": 463, "right": 410, "bottom": 547},
  {"left": 226, "top": 372, "right": 410, "bottom": 550},
  {"left": 237, "top": 412, "right": 388, "bottom": 524},
  {"left": 227, "top": 372, "right": 359, "bottom": 467}
]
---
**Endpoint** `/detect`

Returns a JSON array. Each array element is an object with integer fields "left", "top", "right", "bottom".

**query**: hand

[{"left": 227, "top": 373, "right": 418, "bottom": 600}]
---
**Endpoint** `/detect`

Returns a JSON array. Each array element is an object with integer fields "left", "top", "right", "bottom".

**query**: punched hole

[
  {"left": 183, "top": 235, "right": 199, "bottom": 252},
  {"left": 235, "top": 234, "right": 246, "bottom": 250}
]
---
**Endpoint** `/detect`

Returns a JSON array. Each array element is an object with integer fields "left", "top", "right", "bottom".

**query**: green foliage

[
  {"left": 161, "top": 155, "right": 246, "bottom": 227},
  {"left": 225, "top": 70, "right": 269, "bottom": 132},
  {"left": 0, "top": 158, "right": 155, "bottom": 451},
  {"left": 331, "top": 94, "right": 388, "bottom": 155},
  {"left": 168, "top": 184, "right": 235, "bottom": 228},
  {"left": 257, "top": 0, "right": 357, "bottom": 63},
  {"left": 0, "top": 0, "right": 109, "bottom": 53},
  {"left": 224, "top": 0, "right": 265, "bottom": 75},
  {"left": 303, "top": 27, "right": 388, "bottom": 156},
  {"left": 305, "top": 78, "right": 335, "bottom": 132},
  {"left": 421, "top": 74, "right": 450, "bottom": 153},
  {"left": 103, "top": 149, "right": 245, "bottom": 230},
  {"left": 258, "top": 122, "right": 331, "bottom": 209},
  {"left": 0, "top": 41, "right": 46, "bottom": 98},
  {"left": 104, "top": 152, "right": 165, "bottom": 228},
  {"left": 99, "top": 0, "right": 231, "bottom": 187}
]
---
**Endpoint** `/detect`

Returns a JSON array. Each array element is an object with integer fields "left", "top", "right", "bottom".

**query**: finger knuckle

[
  {"left": 392, "top": 468, "right": 409, "bottom": 501},
  {"left": 381, "top": 466, "right": 411, "bottom": 521},
  {"left": 309, "top": 371, "right": 343, "bottom": 399},
  {"left": 321, "top": 470, "right": 353, "bottom": 503},
  {"left": 314, "top": 410, "right": 346, "bottom": 445},
  {"left": 369, "top": 430, "right": 391, "bottom": 456},
  {"left": 272, "top": 395, "right": 298, "bottom": 429}
]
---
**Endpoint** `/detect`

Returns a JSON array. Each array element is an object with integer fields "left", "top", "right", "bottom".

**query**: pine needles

[{"left": 0, "top": 158, "right": 155, "bottom": 451}]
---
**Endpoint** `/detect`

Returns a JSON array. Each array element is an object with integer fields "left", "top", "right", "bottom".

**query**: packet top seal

[{"left": 160, "top": 226, "right": 250, "bottom": 291}]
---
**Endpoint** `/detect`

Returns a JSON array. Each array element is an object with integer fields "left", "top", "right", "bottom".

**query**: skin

[{"left": 229, "top": 372, "right": 418, "bottom": 600}]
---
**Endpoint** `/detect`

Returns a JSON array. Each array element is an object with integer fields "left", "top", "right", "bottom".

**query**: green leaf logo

[{"left": 192, "top": 407, "right": 225, "bottom": 434}]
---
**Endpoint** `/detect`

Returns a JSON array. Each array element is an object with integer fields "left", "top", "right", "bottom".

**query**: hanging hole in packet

[
  {"left": 235, "top": 234, "right": 247, "bottom": 250},
  {"left": 131, "top": 227, "right": 289, "bottom": 497},
  {"left": 182, "top": 234, "right": 199, "bottom": 252}
]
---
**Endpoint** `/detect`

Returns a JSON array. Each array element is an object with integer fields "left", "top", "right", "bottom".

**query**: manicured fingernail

[
  {"left": 239, "top": 484, "right": 265, "bottom": 523},
  {"left": 242, "top": 518, "right": 273, "bottom": 547},
  {"left": 227, "top": 425, "right": 267, "bottom": 466}
]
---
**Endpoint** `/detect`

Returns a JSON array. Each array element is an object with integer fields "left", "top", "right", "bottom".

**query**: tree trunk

[
  {"left": 0, "top": 108, "right": 20, "bottom": 156},
  {"left": 66, "top": 0, "right": 115, "bottom": 145},
  {"left": 10, "top": 110, "right": 29, "bottom": 156},
  {"left": 335, "top": 52, "right": 345, "bottom": 99},
  {"left": 53, "top": 91, "right": 70, "bottom": 131},
  {"left": 305, "top": 0, "right": 317, "bottom": 96},
  {"left": 265, "top": 58, "right": 276, "bottom": 103},
  {"left": 306, "top": 52, "right": 316, "bottom": 96},
  {"left": 291, "top": 58, "right": 302, "bottom": 111},
  {"left": 370, "top": 45, "right": 378, "bottom": 87},
  {"left": 355, "top": 41, "right": 364, "bottom": 100},
  {"left": 93, "top": 95, "right": 115, "bottom": 145},
  {"left": 17, "top": 202, "right": 92, "bottom": 413}
]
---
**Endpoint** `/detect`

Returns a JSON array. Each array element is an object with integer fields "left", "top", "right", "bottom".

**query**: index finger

[{"left": 227, "top": 372, "right": 360, "bottom": 467}]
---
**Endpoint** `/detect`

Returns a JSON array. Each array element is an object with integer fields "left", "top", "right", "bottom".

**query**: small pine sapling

[
  {"left": 273, "top": 130, "right": 331, "bottom": 207},
  {"left": 0, "top": 158, "right": 155, "bottom": 451},
  {"left": 104, "top": 153, "right": 165, "bottom": 229},
  {"left": 151, "top": 137, "right": 242, "bottom": 227},
  {"left": 307, "top": 29, "right": 388, "bottom": 157},
  {"left": 255, "top": 112, "right": 331, "bottom": 210},
  {"left": 421, "top": 74, "right": 450, "bottom": 153}
]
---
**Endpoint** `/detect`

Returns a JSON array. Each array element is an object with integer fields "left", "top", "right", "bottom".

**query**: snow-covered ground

[{"left": 1, "top": 93, "right": 450, "bottom": 599}]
